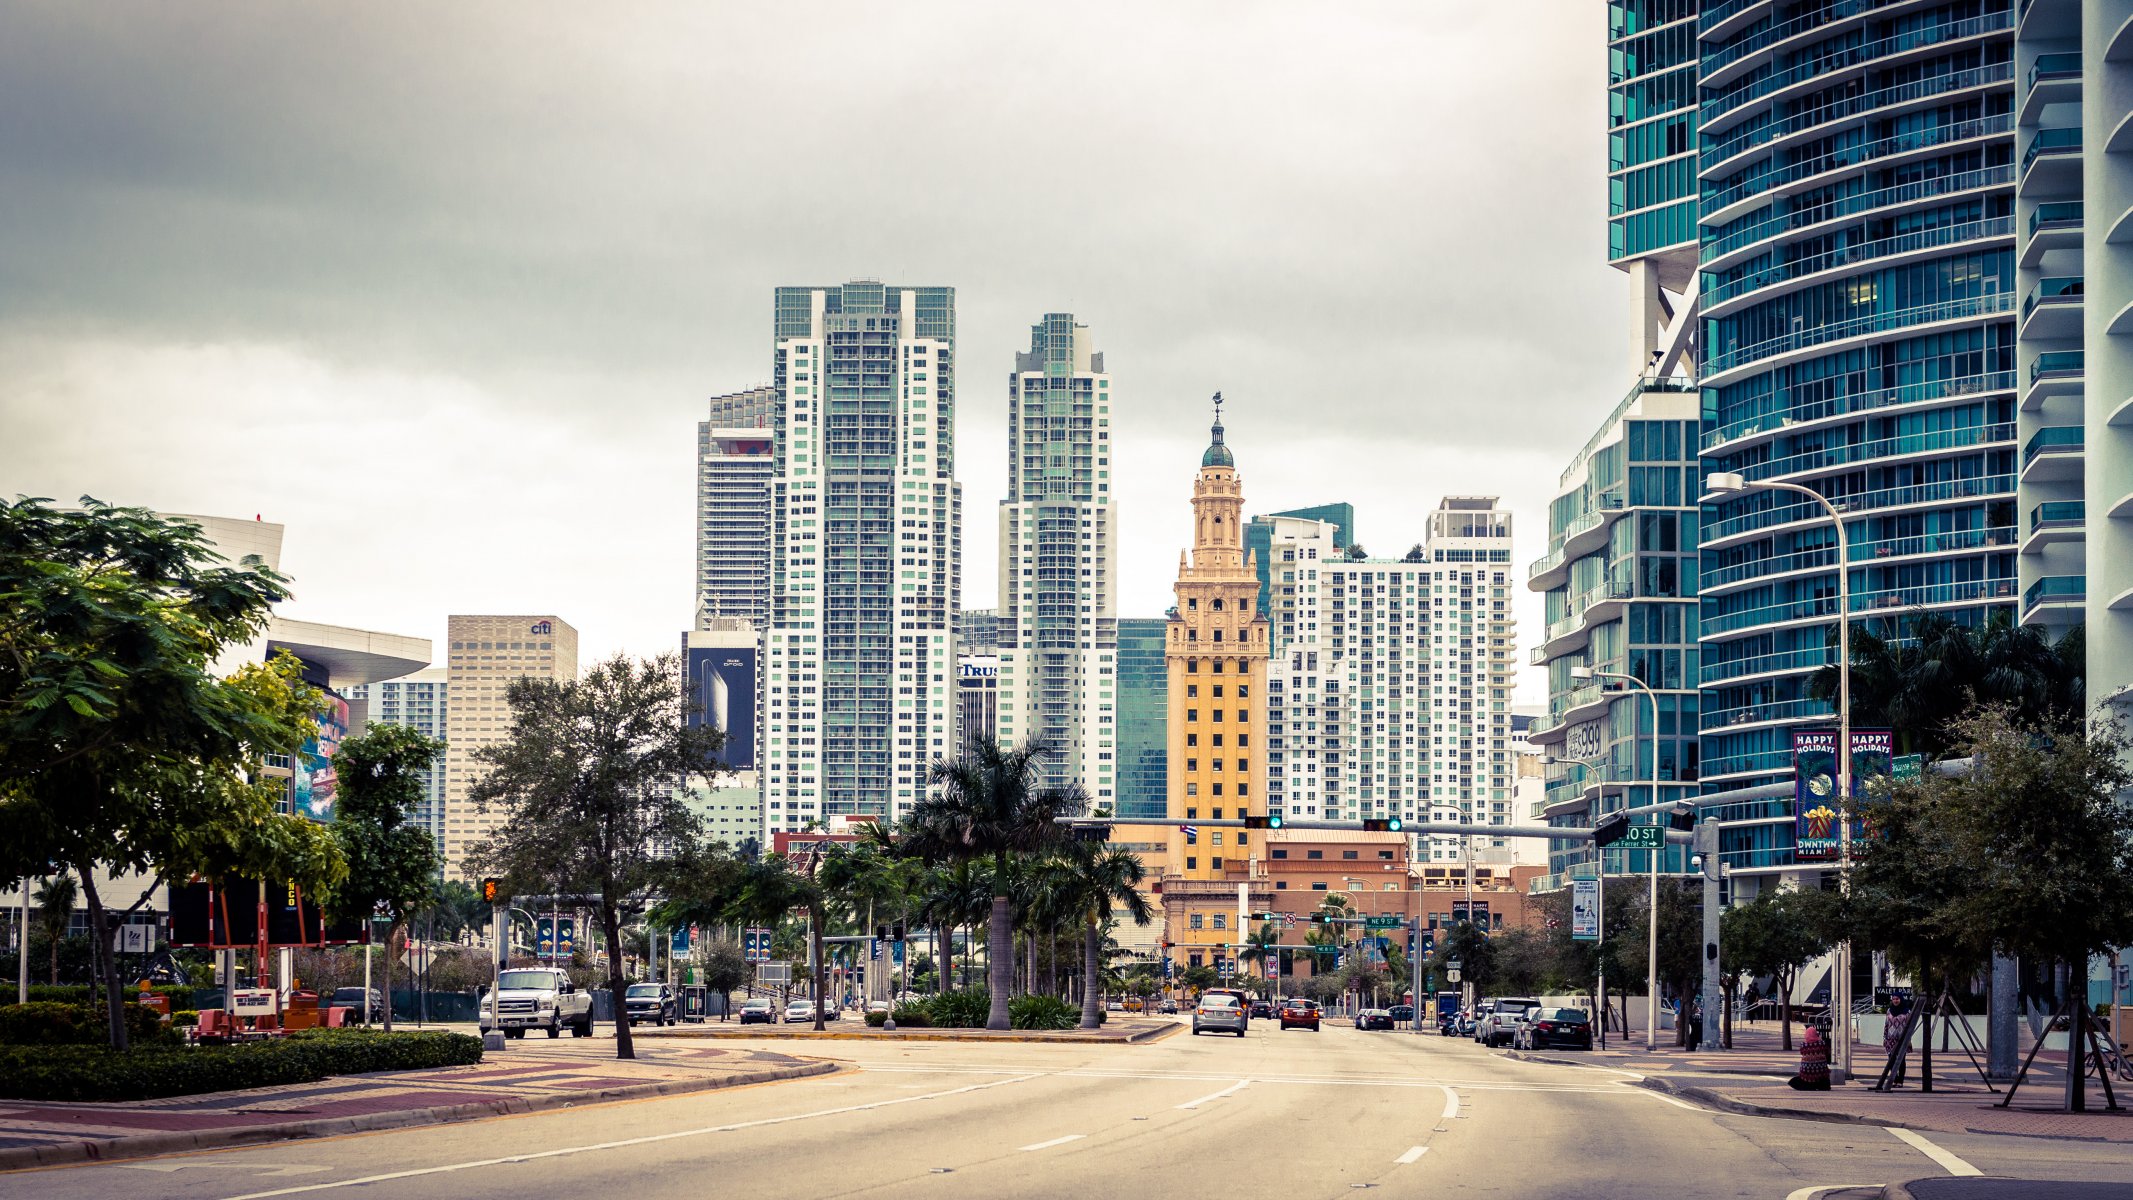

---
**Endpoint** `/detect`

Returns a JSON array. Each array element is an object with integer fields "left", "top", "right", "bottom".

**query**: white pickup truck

[{"left": 480, "top": 967, "right": 594, "bottom": 1039}]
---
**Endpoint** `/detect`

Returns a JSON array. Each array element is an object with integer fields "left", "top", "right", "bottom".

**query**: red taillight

[{"left": 1537, "top": 1022, "right": 1555, "bottom": 1032}]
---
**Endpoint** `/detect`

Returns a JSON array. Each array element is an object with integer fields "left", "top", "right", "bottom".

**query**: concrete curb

[
  {"left": 0, "top": 1058, "right": 841, "bottom": 1173},
  {"left": 639, "top": 1023, "right": 1181, "bottom": 1045},
  {"left": 1626, "top": 1074, "right": 1923, "bottom": 1130},
  {"left": 1504, "top": 1048, "right": 1794, "bottom": 1078}
]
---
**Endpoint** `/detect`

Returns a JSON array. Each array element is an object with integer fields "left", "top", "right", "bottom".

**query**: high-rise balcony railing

[
  {"left": 1729, "top": 421, "right": 2014, "bottom": 486},
  {"left": 2030, "top": 500, "right": 2085, "bottom": 531},
  {"left": 2029, "top": 52, "right": 2082, "bottom": 90},
  {"left": 1701, "top": 370, "right": 2015, "bottom": 451},
  {"left": 1699, "top": 524, "right": 2018, "bottom": 592},
  {"left": 1702, "top": 62, "right": 2013, "bottom": 174},
  {"left": 2022, "top": 276, "right": 2084, "bottom": 322},
  {"left": 1700, "top": 0, "right": 1893, "bottom": 86},
  {"left": 2029, "top": 201, "right": 2084, "bottom": 237},
  {"left": 1703, "top": 217, "right": 2013, "bottom": 312},
  {"left": 2023, "top": 424, "right": 2085, "bottom": 468},
  {"left": 1702, "top": 473, "right": 2017, "bottom": 544},
  {"left": 2022, "top": 126, "right": 2082, "bottom": 174},
  {"left": 2022, "top": 575, "right": 2085, "bottom": 614},
  {"left": 1701, "top": 8, "right": 2013, "bottom": 127},
  {"left": 1701, "top": 578, "right": 2020, "bottom": 639},
  {"left": 1704, "top": 292, "right": 2014, "bottom": 378},
  {"left": 1703, "top": 114, "right": 2015, "bottom": 217},
  {"left": 2030, "top": 350, "right": 2085, "bottom": 383},
  {"left": 1701, "top": 645, "right": 1834, "bottom": 686},
  {"left": 1701, "top": 165, "right": 2013, "bottom": 266}
]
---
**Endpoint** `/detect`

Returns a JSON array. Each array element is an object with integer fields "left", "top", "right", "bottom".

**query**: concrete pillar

[{"left": 1989, "top": 953, "right": 2020, "bottom": 1080}]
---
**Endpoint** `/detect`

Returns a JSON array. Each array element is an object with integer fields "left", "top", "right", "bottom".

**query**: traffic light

[
  {"left": 1243, "top": 814, "right": 1283, "bottom": 830},
  {"left": 480, "top": 878, "right": 503, "bottom": 904},
  {"left": 1668, "top": 805, "right": 1698, "bottom": 832},
  {"left": 1362, "top": 817, "right": 1403, "bottom": 833},
  {"left": 1072, "top": 822, "right": 1112, "bottom": 843},
  {"left": 1594, "top": 813, "right": 1630, "bottom": 848},
  {"left": 891, "top": 923, "right": 906, "bottom": 941}
]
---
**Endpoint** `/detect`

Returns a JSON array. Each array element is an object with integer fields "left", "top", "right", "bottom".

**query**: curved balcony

[
  {"left": 1701, "top": 645, "right": 1835, "bottom": 687},
  {"left": 2022, "top": 500, "right": 2085, "bottom": 555},
  {"left": 1702, "top": 114, "right": 2015, "bottom": 228},
  {"left": 2021, "top": 574, "right": 2085, "bottom": 623},
  {"left": 1701, "top": 472, "right": 2017, "bottom": 549},
  {"left": 1715, "top": 421, "right": 2015, "bottom": 495},
  {"left": 1701, "top": 577, "right": 2020, "bottom": 640},
  {"left": 1703, "top": 217, "right": 2013, "bottom": 317},
  {"left": 1701, "top": 62, "right": 2013, "bottom": 181},
  {"left": 1700, "top": 523, "right": 2019, "bottom": 595},
  {"left": 1701, "top": 7, "right": 2015, "bottom": 133},
  {"left": 2023, "top": 350, "right": 2084, "bottom": 411},
  {"left": 1700, "top": 0, "right": 1896, "bottom": 92},
  {"left": 1699, "top": 0, "right": 1773, "bottom": 42},
  {"left": 2023, "top": 201, "right": 2084, "bottom": 268},
  {"left": 2020, "top": 424, "right": 2085, "bottom": 484},
  {"left": 1703, "top": 291, "right": 2014, "bottom": 383},
  {"left": 1701, "top": 165, "right": 2012, "bottom": 271},
  {"left": 2021, "top": 52, "right": 2082, "bottom": 125},
  {"left": 1540, "top": 576, "right": 1636, "bottom": 660},
  {"left": 2021, "top": 126, "right": 2083, "bottom": 194},
  {"left": 1701, "top": 370, "right": 2015, "bottom": 454},
  {"left": 2021, "top": 275, "right": 2085, "bottom": 340},
  {"left": 1702, "top": 695, "right": 1833, "bottom": 733}
]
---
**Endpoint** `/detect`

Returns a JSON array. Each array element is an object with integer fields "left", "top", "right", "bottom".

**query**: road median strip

[{"left": 0, "top": 1058, "right": 842, "bottom": 1173}]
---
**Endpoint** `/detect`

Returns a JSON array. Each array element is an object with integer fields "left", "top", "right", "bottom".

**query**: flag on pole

[{"left": 1180, "top": 824, "right": 1198, "bottom": 843}]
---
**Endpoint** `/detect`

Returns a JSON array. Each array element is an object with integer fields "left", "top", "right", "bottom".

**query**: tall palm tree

[
  {"left": 908, "top": 737, "right": 1085, "bottom": 1029},
  {"left": 1808, "top": 610, "right": 2085, "bottom": 756},
  {"left": 35, "top": 873, "right": 76, "bottom": 985},
  {"left": 1238, "top": 921, "right": 1281, "bottom": 991},
  {"left": 1049, "top": 842, "right": 1154, "bottom": 1029}
]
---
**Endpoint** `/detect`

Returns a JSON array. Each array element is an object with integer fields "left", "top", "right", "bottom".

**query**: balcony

[
  {"left": 1704, "top": 292, "right": 2013, "bottom": 380},
  {"left": 1702, "top": 115, "right": 2015, "bottom": 227},
  {"left": 2022, "top": 501, "right": 2085, "bottom": 555},
  {"left": 1701, "top": 370, "right": 2015, "bottom": 452},
  {"left": 1701, "top": 165, "right": 2012, "bottom": 271},
  {"left": 2021, "top": 276, "right": 2084, "bottom": 339},
  {"left": 2021, "top": 425, "right": 2085, "bottom": 484},
  {"left": 2025, "top": 350, "right": 2085, "bottom": 410},
  {"left": 2023, "top": 201, "right": 2084, "bottom": 268},
  {"left": 2021, "top": 574, "right": 2086, "bottom": 622},
  {"left": 1702, "top": 215, "right": 2012, "bottom": 316},
  {"left": 2021, "top": 127, "right": 2083, "bottom": 193},
  {"left": 2022, "top": 53, "right": 2083, "bottom": 125}
]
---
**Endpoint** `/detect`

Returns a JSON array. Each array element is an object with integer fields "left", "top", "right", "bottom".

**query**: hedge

[
  {"left": 0, "top": 1028, "right": 485, "bottom": 1101},
  {"left": 18, "top": 984, "right": 191, "bottom": 1008},
  {"left": 1008, "top": 994, "right": 1077, "bottom": 1030},
  {"left": 0, "top": 1001, "right": 179, "bottom": 1047}
]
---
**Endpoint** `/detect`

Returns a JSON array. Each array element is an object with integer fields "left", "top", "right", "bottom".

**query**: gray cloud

[{"left": 1, "top": 2, "right": 1631, "bottom": 699}]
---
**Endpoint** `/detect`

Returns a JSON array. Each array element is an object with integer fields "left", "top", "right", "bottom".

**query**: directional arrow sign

[
  {"left": 1616, "top": 825, "right": 1664, "bottom": 849},
  {"left": 1364, "top": 916, "right": 1402, "bottom": 930}
]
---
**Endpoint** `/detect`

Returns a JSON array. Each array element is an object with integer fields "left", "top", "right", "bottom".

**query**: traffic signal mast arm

[{"left": 1064, "top": 817, "right": 1692, "bottom": 844}]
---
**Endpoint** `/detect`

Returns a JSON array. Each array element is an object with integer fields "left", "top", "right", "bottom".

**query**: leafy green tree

[
  {"left": 725, "top": 855, "right": 828, "bottom": 1028},
  {"left": 1617, "top": 879, "right": 1706, "bottom": 1045},
  {"left": 1179, "top": 963, "right": 1218, "bottom": 992},
  {"left": 1720, "top": 886, "right": 1842, "bottom": 1050},
  {"left": 1238, "top": 921, "right": 1280, "bottom": 982},
  {"left": 1488, "top": 927, "right": 1549, "bottom": 997},
  {"left": 421, "top": 878, "right": 488, "bottom": 944},
  {"left": 466, "top": 652, "right": 724, "bottom": 1060},
  {"left": 0, "top": 499, "right": 346, "bottom": 1048},
  {"left": 691, "top": 938, "right": 752, "bottom": 1019},
  {"left": 906, "top": 737, "right": 1084, "bottom": 1030},
  {"left": 35, "top": 873, "right": 76, "bottom": 985},
  {"left": 330, "top": 723, "right": 444, "bottom": 1031}
]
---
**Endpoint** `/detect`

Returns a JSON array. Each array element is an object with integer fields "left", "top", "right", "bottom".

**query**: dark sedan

[
  {"left": 1355, "top": 1008, "right": 1396, "bottom": 1031},
  {"left": 1514, "top": 1007, "right": 1595, "bottom": 1051}
]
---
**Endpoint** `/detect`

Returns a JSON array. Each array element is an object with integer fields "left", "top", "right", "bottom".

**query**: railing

[
  {"left": 2031, "top": 350, "right": 2085, "bottom": 382},
  {"left": 1701, "top": 8, "right": 2013, "bottom": 124},
  {"left": 2029, "top": 201, "right": 2084, "bottom": 237},
  {"left": 1699, "top": 524, "right": 2018, "bottom": 592},
  {"left": 1702, "top": 696, "right": 1832, "bottom": 731},
  {"left": 2022, "top": 126, "right": 2082, "bottom": 174},
  {"left": 2029, "top": 52, "right": 2082, "bottom": 89},
  {"left": 1559, "top": 376, "right": 1698, "bottom": 488},
  {"left": 1703, "top": 114, "right": 2015, "bottom": 216},
  {"left": 1700, "top": 0, "right": 1889, "bottom": 82},
  {"left": 1701, "top": 62, "right": 2013, "bottom": 172},
  {"left": 1704, "top": 216, "right": 2012, "bottom": 311},
  {"left": 1701, "top": 577, "right": 2021, "bottom": 638},
  {"left": 1724, "top": 421, "right": 2015, "bottom": 487},
  {"left": 2030, "top": 500, "right": 2085, "bottom": 531},
  {"left": 1701, "top": 646, "right": 1833, "bottom": 686},
  {"left": 1705, "top": 292, "right": 2014, "bottom": 377},
  {"left": 1701, "top": 165, "right": 2013, "bottom": 265},
  {"left": 1697, "top": 0, "right": 1768, "bottom": 33},
  {"left": 2023, "top": 575, "right": 2085, "bottom": 610},
  {"left": 1702, "top": 370, "right": 2015, "bottom": 451},
  {"left": 1702, "top": 473, "right": 2017, "bottom": 543},
  {"left": 2022, "top": 276, "right": 2084, "bottom": 322},
  {"left": 2023, "top": 424, "right": 2084, "bottom": 467}
]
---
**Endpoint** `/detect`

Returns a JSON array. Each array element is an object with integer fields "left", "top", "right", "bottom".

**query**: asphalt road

[{"left": 9, "top": 1018, "right": 2132, "bottom": 1200}]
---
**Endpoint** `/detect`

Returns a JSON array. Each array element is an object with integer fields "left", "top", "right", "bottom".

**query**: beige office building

[{"left": 442, "top": 614, "right": 579, "bottom": 878}]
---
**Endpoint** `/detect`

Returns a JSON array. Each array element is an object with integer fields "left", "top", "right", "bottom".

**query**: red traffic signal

[{"left": 480, "top": 878, "right": 503, "bottom": 904}]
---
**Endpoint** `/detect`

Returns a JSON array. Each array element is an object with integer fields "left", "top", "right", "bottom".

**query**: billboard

[
  {"left": 168, "top": 877, "right": 366, "bottom": 948},
  {"left": 292, "top": 691, "right": 349, "bottom": 822},
  {"left": 687, "top": 644, "right": 757, "bottom": 770},
  {"left": 1793, "top": 729, "right": 1891, "bottom": 860}
]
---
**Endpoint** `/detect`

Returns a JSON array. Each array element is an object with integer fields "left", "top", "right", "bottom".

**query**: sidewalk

[
  {"left": 0, "top": 1038, "right": 834, "bottom": 1170},
  {"left": 639, "top": 1017, "right": 1179, "bottom": 1044}
]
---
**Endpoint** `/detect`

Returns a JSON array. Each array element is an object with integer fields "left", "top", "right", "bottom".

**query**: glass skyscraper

[
  {"left": 1694, "top": 1, "right": 2020, "bottom": 865},
  {"left": 1114, "top": 617, "right": 1169, "bottom": 819}
]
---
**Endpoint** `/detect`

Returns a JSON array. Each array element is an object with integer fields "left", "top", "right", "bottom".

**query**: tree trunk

[
  {"left": 1722, "top": 980, "right": 1735, "bottom": 1049},
  {"left": 1081, "top": 917, "right": 1103, "bottom": 1030},
  {"left": 1779, "top": 968, "right": 1794, "bottom": 1052},
  {"left": 75, "top": 863, "right": 127, "bottom": 1050},
  {"left": 811, "top": 907, "right": 827, "bottom": 1032},
  {"left": 604, "top": 903, "right": 634, "bottom": 1060},
  {"left": 986, "top": 862, "right": 1013, "bottom": 1030},
  {"left": 381, "top": 920, "right": 397, "bottom": 1032},
  {"left": 1025, "top": 933, "right": 1035, "bottom": 999}
]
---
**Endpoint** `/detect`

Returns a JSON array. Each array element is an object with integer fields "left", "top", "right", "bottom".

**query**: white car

[
  {"left": 785, "top": 1000, "right": 819, "bottom": 1023},
  {"left": 867, "top": 1000, "right": 891, "bottom": 1015}
]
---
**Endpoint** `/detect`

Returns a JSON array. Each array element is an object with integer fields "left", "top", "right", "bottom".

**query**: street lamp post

[
  {"left": 1576, "top": 665, "right": 1663, "bottom": 1050},
  {"left": 1706, "top": 471, "right": 1853, "bottom": 1083}
]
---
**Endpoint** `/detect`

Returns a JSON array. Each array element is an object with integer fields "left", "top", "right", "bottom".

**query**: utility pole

[
  {"left": 1697, "top": 818, "right": 1723, "bottom": 1052},
  {"left": 16, "top": 878, "right": 28, "bottom": 1006}
]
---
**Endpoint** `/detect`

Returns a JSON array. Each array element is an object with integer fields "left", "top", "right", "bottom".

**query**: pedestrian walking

[
  {"left": 1882, "top": 994, "right": 1912, "bottom": 1087},
  {"left": 1684, "top": 997, "right": 1704, "bottom": 1052}
]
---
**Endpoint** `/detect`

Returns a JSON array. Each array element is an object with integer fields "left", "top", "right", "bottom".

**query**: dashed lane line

[
  {"left": 1174, "top": 1080, "right": 1252, "bottom": 1110},
  {"left": 1394, "top": 1146, "right": 1428, "bottom": 1165},
  {"left": 1888, "top": 1127, "right": 1981, "bottom": 1177},
  {"left": 1017, "top": 1135, "right": 1086, "bottom": 1152}
]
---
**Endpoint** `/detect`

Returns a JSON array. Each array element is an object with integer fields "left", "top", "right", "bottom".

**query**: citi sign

[{"left": 530, "top": 620, "right": 553, "bottom": 635}]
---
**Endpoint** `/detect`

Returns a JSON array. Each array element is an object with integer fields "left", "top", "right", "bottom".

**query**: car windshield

[
  {"left": 497, "top": 971, "right": 558, "bottom": 990},
  {"left": 627, "top": 985, "right": 660, "bottom": 997},
  {"left": 1200, "top": 996, "right": 1238, "bottom": 1008},
  {"left": 742, "top": 1000, "right": 771, "bottom": 1009}
]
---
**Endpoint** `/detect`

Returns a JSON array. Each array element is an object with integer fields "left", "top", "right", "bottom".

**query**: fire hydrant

[{"left": 1789, "top": 1025, "right": 1831, "bottom": 1091}]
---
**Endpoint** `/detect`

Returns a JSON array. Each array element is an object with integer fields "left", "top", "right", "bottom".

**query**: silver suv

[{"left": 1477, "top": 997, "right": 1541, "bottom": 1047}]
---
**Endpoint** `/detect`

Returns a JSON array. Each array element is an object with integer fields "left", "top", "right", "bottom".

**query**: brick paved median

[{"left": 0, "top": 1038, "right": 834, "bottom": 1170}]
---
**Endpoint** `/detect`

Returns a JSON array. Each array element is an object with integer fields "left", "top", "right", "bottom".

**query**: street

[{"left": 9, "top": 1018, "right": 2132, "bottom": 1200}]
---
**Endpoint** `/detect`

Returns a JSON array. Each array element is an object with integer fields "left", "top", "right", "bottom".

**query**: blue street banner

[
  {"left": 670, "top": 926, "right": 690, "bottom": 956},
  {"left": 536, "top": 918, "right": 556, "bottom": 956},
  {"left": 870, "top": 938, "right": 882, "bottom": 961},
  {"left": 556, "top": 919, "right": 575, "bottom": 957},
  {"left": 1795, "top": 729, "right": 1890, "bottom": 860},
  {"left": 892, "top": 940, "right": 905, "bottom": 967}
]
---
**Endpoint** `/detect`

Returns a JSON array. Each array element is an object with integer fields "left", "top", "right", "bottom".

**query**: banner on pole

[
  {"left": 1794, "top": 728, "right": 1890, "bottom": 859},
  {"left": 1570, "top": 878, "right": 1600, "bottom": 941}
]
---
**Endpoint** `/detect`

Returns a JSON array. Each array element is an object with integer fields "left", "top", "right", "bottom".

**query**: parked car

[
  {"left": 479, "top": 967, "right": 595, "bottom": 1039},
  {"left": 1355, "top": 1007, "right": 1395, "bottom": 1031},
  {"left": 1279, "top": 998, "right": 1321, "bottom": 1032},
  {"left": 1514, "top": 1007, "right": 1595, "bottom": 1051},
  {"left": 738, "top": 998, "right": 777, "bottom": 1025},
  {"left": 1469, "top": 1000, "right": 1497, "bottom": 1042},
  {"left": 1249, "top": 999, "right": 1274, "bottom": 1019},
  {"left": 1388, "top": 1004, "right": 1415, "bottom": 1027},
  {"left": 623, "top": 983, "right": 677, "bottom": 1026},
  {"left": 328, "top": 986, "right": 384, "bottom": 1023},
  {"left": 1158, "top": 999, "right": 1179, "bottom": 1015},
  {"left": 1192, "top": 993, "right": 1247, "bottom": 1037},
  {"left": 1477, "top": 997, "right": 1542, "bottom": 1047},
  {"left": 867, "top": 999, "right": 891, "bottom": 1015},
  {"left": 1106, "top": 1000, "right": 1125, "bottom": 1012},
  {"left": 1123, "top": 997, "right": 1144, "bottom": 1013}
]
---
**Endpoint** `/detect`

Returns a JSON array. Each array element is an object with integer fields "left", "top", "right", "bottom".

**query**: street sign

[
  {"left": 670, "top": 926, "right": 691, "bottom": 956},
  {"left": 112, "top": 924, "right": 154, "bottom": 954},
  {"left": 1571, "top": 878, "right": 1600, "bottom": 941},
  {"left": 1364, "top": 915, "right": 1402, "bottom": 930},
  {"left": 1894, "top": 754, "right": 1923, "bottom": 783},
  {"left": 757, "top": 963, "right": 790, "bottom": 985},
  {"left": 1616, "top": 825, "right": 1663, "bottom": 850}
]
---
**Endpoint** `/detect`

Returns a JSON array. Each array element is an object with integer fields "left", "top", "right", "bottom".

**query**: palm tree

[
  {"left": 1238, "top": 921, "right": 1281, "bottom": 992},
  {"left": 1051, "top": 842, "right": 1154, "bottom": 1028},
  {"left": 908, "top": 737, "right": 1085, "bottom": 1030},
  {"left": 1807, "top": 610, "right": 2085, "bottom": 756},
  {"left": 35, "top": 874, "right": 76, "bottom": 985}
]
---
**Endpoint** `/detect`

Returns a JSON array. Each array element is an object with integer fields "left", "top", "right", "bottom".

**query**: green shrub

[
  {"left": 926, "top": 988, "right": 990, "bottom": 1029},
  {"left": 888, "top": 1004, "right": 931, "bottom": 1028},
  {"left": 1009, "top": 994, "right": 1076, "bottom": 1031},
  {"left": 172, "top": 1010, "right": 200, "bottom": 1028},
  {"left": 0, "top": 1002, "right": 87, "bottom": 1046},
  {"left": 864, "top": 1010, "right": 886, "bottom": 1027},
  {"left": 0, "top": 1029, "right": 484, "bottom": 1101}
]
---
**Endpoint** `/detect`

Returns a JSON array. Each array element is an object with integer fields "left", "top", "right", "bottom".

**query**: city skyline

[{"left": 0, "top": 4, "right": 1605, "bottom": 704}]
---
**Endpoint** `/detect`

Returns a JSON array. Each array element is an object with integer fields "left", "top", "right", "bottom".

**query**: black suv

[
  {"left": 623, "top": 982, "right": 677, "bottom": 1026},
  {"left": 1249, "top": 999, "right": 1274, "bottom": 1018}
]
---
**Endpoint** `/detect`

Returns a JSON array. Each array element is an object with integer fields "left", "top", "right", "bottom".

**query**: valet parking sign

[{"left": 1793, "top": 728, "right": 1893, "bottom": 860}]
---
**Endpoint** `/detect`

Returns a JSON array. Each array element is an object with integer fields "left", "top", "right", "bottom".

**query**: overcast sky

[{"left": 2, "top": 2, "right": 1629, "bottom": 703}]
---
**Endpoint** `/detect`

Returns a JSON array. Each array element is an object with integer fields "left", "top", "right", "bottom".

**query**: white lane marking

[
  {"left": 1784, "top": 1187, "right": 1882, "bottom": 1200},
  {"left": 1889, "top": 1127, "right": 1982, "bottom": 1176},
  {"left": 1018, "top": 1135, "right": 1086, "bottom": 1152},
  {"left": 1439, "top": 1085, "right": 1460, "bottom": 1121},
  {"left": 1627, "top": 1085, "right": 1708, "bottom": 1111},
  {"left": 1175, "top": 1079, "right": 1252, "bottom": 1109},
  {"left": 218, "top": 1073, "right": 1045, "bottom": 1200},
  {"left": 121, "top": 1165, "right": 328, "bottom": 1176},
  {"left": 1394, "top": 1146, "right": 1428, "bottom": 1165}
]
